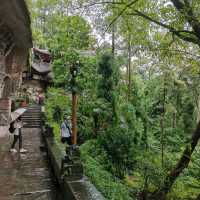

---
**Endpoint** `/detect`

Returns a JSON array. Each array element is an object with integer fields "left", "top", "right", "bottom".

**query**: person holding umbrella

[{"left": 10, "top": 116, "right": 27, "bottom": 153}]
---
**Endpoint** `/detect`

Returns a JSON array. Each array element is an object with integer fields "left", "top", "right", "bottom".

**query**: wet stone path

[{"left": 0, "top": 128, "right": 63, "bottom": 200}]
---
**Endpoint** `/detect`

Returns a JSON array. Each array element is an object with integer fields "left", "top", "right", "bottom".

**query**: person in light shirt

[
  {"left": 10, "top": 116, "right": 27, "bottom": 153},
  {"left": 60, "top": 116, "right": 72, "bottom": 145}
]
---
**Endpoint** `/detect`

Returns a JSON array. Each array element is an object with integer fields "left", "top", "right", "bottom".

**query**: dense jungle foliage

[{"left": 27, "top": 0, "right": 200, "bottom": 199}]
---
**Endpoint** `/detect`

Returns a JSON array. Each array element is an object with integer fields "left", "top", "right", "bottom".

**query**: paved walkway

[{"left": 0, "top": 128, "right": 63, "bottom": 200}]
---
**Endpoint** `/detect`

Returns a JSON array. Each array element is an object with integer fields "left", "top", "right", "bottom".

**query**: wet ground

[{"left": 0, "top": 128, "right": 63, "bottom": 200}]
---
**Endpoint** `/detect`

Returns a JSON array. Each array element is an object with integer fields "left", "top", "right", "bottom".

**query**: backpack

[
  {"left": 9, "top": 122, "right": 15, "bottom": 134},
  {"left": 65, "top": 122, "right": 72, "bottom": 135}
]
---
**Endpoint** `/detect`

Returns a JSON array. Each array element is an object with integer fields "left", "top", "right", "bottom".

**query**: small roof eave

[{"left": 33, "top": 48, "right": 51, "bottom": 55}]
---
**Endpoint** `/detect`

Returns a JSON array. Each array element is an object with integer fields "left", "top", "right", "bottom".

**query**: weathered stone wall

[
  {"left": 0, "top": 0, "right": 32, "bottom": 126},
  {"left": 0, "top": 45, "right": 28, "bottom": 125},
  {"left": 0, "top": 98, "right": 11, "bottom": 125},
  {"left": 5, "top": 47, "right": 28, "bottom": 97}
]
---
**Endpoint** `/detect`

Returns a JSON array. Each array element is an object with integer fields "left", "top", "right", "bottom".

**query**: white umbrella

[
  {"left": 0, "top": 108, "right": 27, "bottom": 138},
  {"left": 11, "top": 108, "right": 27, "bottom": 122}
]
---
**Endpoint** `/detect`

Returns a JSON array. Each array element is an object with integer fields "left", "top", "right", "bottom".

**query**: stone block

[{"left": 63, "top": 163, "right": 84, "bottom": 181}]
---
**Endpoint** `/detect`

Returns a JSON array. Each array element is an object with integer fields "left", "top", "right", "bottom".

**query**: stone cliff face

[{"left": 0, "top": 0, "right": 32, "bottom": 125}]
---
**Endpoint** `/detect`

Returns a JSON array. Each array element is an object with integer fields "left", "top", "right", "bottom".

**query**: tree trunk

[
  {"left": 127, "top": 33, "right": 131, "bottom": 100},
  {"left": 72, "top": 92, "right": 78, "bottom": 145},
  {"left": 160, "top": 80, "right": 166, "bottom": 168},
  {"left": 150, "top": 120, "right": 200, "bottom": 200},
  {"left": 160, "top": 114, "right": 164, "bottom": 168},
  {"left": 112, "top": 23, "right": 115, "bottom": 57},
  {"left": 172, "top": 112, "right": 176, "bottom": 128}
]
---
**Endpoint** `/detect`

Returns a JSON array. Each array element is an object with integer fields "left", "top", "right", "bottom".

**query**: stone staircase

[{"left": 21, "top": 105, "right": 41, "bottom": 128}]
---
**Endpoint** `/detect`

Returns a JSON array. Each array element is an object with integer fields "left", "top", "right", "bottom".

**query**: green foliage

[
  {"left": 53, "top": 50, "right": 81, "bottom": 88},
  {"left": 80, "top": 141, "right": 133, "bottom": 200},
  {"left": 97, "top": 53, "right": 118, "bottom": 103},
  {"left": 53, "top": 51, "right": 99, "bottom": 142},
  {"left": 30, "top": 0, "right": 200, "bottom": 198},
  {"left": 27, "top": 0, "right": 93, "bottom": 50},
  {"left": 98, "top": 125, "right": 135, "bottom": 179},
  {"left": 52, "top": 105, "right": 62, "bottom": 122},
  {"left": 93, "top": 53, "right": 120, "bottom": 135},
  {"left": 45, "top": 87, "right": 71, "bottom": 125}
]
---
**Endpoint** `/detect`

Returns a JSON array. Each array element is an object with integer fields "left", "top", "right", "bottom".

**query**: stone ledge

[{"left": 42, "top": 128, "right": 105, "bottom": 200}]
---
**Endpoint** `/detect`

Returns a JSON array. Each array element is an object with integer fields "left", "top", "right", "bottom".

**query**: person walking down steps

[{"left": 10, "top": 116, "right": 27, "bottom": 153}]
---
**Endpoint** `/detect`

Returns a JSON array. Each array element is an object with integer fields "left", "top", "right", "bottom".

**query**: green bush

[
  {"left": 98, "top": 126, "right": 136, "bottom": 179},
  {"left": 80, "top": 141, "right": 133, "bottom": 200}
]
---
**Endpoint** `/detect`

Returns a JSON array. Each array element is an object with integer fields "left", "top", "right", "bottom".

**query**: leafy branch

[
  {"left": 72, "top": 1, "right": 125, "bottom": 10},
  {"left": 171, "top": 0, "right": 200, "bottom": 40},
  {"left": 128, "top": 9, "right": 200, "bottom": 46},
  {"left": 103, "top": 0, "right": 140, "bottom": 33}
]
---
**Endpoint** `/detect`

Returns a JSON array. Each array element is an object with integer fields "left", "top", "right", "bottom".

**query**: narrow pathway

[{"left": 0, "top": 128, "right": 63, "bottom": 200}]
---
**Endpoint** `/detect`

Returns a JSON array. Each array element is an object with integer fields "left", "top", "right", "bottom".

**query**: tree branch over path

[
  {"left": 100, "top": 0, "right": 200, "bottom": 46},
  {"left": 147, "top": 47, "right": 200, "bottom": 60},
  {"left": 104, "top": 0, "right": 140, "bottom": 33},
  {"left": 127, "top": 10, "right": 200, "bottom": 46},
  {"left": 171, "top": 0, "right": 200, "bottom": 41},
  {"left": 73, "top": 1, "right": 125, "bottom": 10}
]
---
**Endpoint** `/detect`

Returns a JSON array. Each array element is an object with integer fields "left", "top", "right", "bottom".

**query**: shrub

[{"left": 80, "top": 141, "right": 133, "bottom": 200}]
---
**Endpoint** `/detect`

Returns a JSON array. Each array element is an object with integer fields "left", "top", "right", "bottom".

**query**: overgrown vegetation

[{"left": 28, "top": 0, "right": 200, "bottom": 199}]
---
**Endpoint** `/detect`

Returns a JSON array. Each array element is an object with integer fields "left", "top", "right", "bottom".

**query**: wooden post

[{"left": 72, "top": 92, "right": 77, "bottom": 145}]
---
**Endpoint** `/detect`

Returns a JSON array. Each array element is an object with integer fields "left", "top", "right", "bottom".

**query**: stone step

[
  {"left": 23, "top": 123, "right": 41, "bottom": 125},
  {"left": 23, "top": 120, "right": 41, "bottom": 122},
  {"left": 23, "top": 119, "right": 41, "bottom": 121},
  {"left": 22, "top": 115, "right": 41, "bottom": 118},
  {"left": 22, "top": 116, "right": 41, "bottom": 118},
  {"left": 23, "top": 114, "right": 40, "bottom": 115},
  {"left": 21, "top": 105, "right": 42, "bottom": 128},
  {"left": 22, "top": 118, "right": 41, "bottom": 121},
  {"left": 23, "top": 124, "right": 41, "bottom": 128},
  {"left": 23, "top": 119, "right": 41, "bottom": 120},
  {"left": 23, "top": 121, "right": 41, "bottom": 124},
  {"left": 23, "top": 125, "right": 41, "bottom": 128},
  {"left": 24, "top": 123, "right": 41, "bottom": 126},
  {"left": 23, "top": 125, "right": 41, "bottom": 127},
  {"left": 22, "top": 115, "right": 41, "bottom": 117}
]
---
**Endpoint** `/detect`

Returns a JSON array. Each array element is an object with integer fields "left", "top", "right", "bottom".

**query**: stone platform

[{"left": 0, "top": 128, "right": 63, "bottom": 200}]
